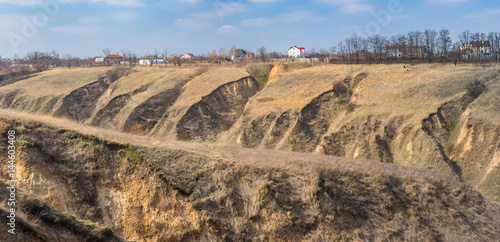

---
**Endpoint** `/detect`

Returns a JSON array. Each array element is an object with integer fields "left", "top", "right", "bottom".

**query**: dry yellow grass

[
  {"left": 0, "top": 67, "right": 111, "bottom": 98},
  {"left": 349, "top": 63, "right": 500, "bottom": 126},
  {"left": 243, "top": 65, "right": 356, "bottom": 117},
  {"left": 88, "top": 67, "right": 200, "bottom": 128}
]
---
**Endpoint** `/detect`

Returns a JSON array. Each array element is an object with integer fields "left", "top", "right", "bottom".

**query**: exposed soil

[
  {"left": 92, "top": 84, "right": 151, "bottom": 128},
  {"left": 177, "top": 77, "right": 259, "bottom": 142},
  {"left": 123, "top": 85, "right": 182, "bottom": 135}
]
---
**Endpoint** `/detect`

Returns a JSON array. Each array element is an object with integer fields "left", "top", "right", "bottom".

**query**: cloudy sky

[{"left": 0, "top": 0, "right": 499, "bottom": 58}]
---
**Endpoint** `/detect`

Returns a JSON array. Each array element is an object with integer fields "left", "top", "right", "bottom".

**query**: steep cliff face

[
  {"left": 1, "top": 119, "right": 500, "bottom": 241},
  {"left": 176, "top": 77, "right": 259, "bottom": 142},
  {"left": 123, "top": 86, "right": 182, "bottom": 135},
  {"left": 54, "top": 69, "right": 133, "bottom": 121}
]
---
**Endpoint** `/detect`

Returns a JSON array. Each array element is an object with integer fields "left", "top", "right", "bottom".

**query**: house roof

[
  {"left": 289, "top": 46, "right": 305, "bottom": 50},
  {"left": 470, "top": 41, "right": 491, "bottom": 47},
  {"left": 106, "top": 54, "right": 123, "bottom": 58},
  {"left": 181, "top": 53, "right": 195, "bottom": 57}
]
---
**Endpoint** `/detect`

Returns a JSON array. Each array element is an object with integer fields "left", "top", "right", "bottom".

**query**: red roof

[
  {"left": 290, "top": 46, "right": 305, "bottom": 50},
  {"left": 181, "top": 53, "right": 195, "bottom": 57},
  {"left": 106, "top": 54, "right": 123, "bottom": 58},
  {"left": 470, "top": 41, "right": 491, "bottom": 47}
]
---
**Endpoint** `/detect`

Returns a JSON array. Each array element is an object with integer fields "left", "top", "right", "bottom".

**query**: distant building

[
  {"left": 180, "top": 53, "right": 195, "bottom": 60},
  {"left": 386, "top": 44, "right": 427, "bottom": 58},
  {"left": 138, "top": 59, "right": 167, "bottom": 65},
  {"left": 105, "top": 53, "right": 124, "bottom": 64},
  {"left": 288, "top": 46, "right": 305, "bottom": 58},
  {"left": 11, "top": 59, "right": 26, "bottom": 66},
  {"left": 94, "top": 57, "right": 105, "bottom": 63},
  {"left": 461, "top": 41, "right": 491, "bottom": 56},
  {"left": 231, "top": 49, "right": 248, "bottom": 61},
  {"left": 386, "top": 44, "right": 403, "bottom": 58}
]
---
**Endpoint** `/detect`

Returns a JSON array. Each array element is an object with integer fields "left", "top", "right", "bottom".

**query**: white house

[
  {"left": 138, "top": 59, "right": 167, "bottom": 65},
  {"left": 288, "top": 46, "right": 305, "bottom": 58},
  {"left": 180, "top": 53, "right": 195, "bottom": 60},
  {"left": 94, "top": 57, "right": 105, "bottom": 63}
]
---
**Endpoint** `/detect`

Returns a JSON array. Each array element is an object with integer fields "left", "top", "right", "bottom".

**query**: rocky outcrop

[{"left": 177, "top": 77, "right": 259, "bottom": 141}]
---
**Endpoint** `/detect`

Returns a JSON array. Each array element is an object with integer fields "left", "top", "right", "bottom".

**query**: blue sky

[{"left": 0, "top": 0, "right": 499, "bottom": 58}]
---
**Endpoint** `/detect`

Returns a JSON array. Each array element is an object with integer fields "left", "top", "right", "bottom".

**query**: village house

[
  {"left": 386, "top": 44, "right": 427, "bottom": 58},
  {"left": 105, "top": 53, "right": 124, "bottom": 64},
  {"left": 138, "top": 59, "right": 167, "bottom": 65},
  {"left": 461, "top": 41, "right": 491, "bottom": 56},
  {"left": 180, "top": 53, "right": 195, "bottom": 60},
  {"left": 288, "top": 46, "right": 305, "bottom": 58},
  {"left": 231, "top": 49, "right": 248, "bottom": 61},
  {"left": 94, "top": 57, "right": 105, "bottom": 64}
]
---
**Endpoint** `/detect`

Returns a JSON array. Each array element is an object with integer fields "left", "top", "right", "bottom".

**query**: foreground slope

[{"left": 1, "top": 114, "right": 500, "bottom": 241}]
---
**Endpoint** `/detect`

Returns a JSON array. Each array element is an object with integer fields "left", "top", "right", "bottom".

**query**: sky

[{"left": 0, "top": 0, "right": 499, "bottom": 58}]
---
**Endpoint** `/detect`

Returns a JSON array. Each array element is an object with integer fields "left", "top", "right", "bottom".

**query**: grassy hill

[{"left": 0, "top": 63, "right": 498, "bottom": 204}]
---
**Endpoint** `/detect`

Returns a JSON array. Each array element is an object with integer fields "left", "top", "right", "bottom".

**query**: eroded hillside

[
  {"left": 0, "top": 64, "right": 499, "bottom": 203},
  {"left": 1, "top": 118, "right": 500, "bottom": 241}
]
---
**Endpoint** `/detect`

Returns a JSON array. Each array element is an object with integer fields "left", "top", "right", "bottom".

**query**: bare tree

[
  {"left": 319, "top": 48, "right": 329, "bottom": 62},
  {"left": 63, "top": 54, "right": 73, "bottom": 69},
  {"left": 258, "top": 46, "right": 266, "bottom": 63},
  {"left": 103, "top": 48, "right": 111, "bottom": 57},
  {"left": 50, "top": 50, "right": 60, "bottom": 67},
  {"left": 25, "top": 51, "right": 49, "bottom": 71},
  {"left": 369, "top": 34, "right": 387, "bottom": 62},
  {"left": 162, "top": 49, "right": 169, "bottom": 67},
  {"left": 424, "top": 29, "right": 438, "bottom": 61},
  {"left": 439, "top": 29, "right": 452, "bottom": 60}
]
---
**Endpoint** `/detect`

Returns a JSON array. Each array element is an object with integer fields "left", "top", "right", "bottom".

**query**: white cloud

[
  {"left": 0, "top": 0, "right": 144, "bottom": 7},
  {"left": 216, "top": 25, "right": 241, "bottom": 35},
  {"left": 342, "top": 4, "right": 373, "bottom": 13},
  {"left": 465, "top": 8, "right": 500, "bottom": 18},
  {"left": 280, "top": 11, "right": 314, "bottom": 23},
  {"left": 315, "top": 0, "right": 363, "bottom": 4},
  {"left": 175, "top": 18, "right": 212, "bottom": 30},
  {"left": 52, "top": 25, "right": 103, "bottom": 34},
  {"left": 180, "top": 0, "right": 202, "bottom": 3},
  {"left": 108, "top": 12, "right": 139, "bottom": 21},
  {"left": 248, "top": 0, "right": 280, "bottom": 3},
  {"left": 239, "top": 18, "right": 270, "bottom": 27},
  {"left": 77, "top": 16, "right": 103, "bottom": 24},
  {"left": 431, "top": 0, "right": 468, "bottom": 2}
]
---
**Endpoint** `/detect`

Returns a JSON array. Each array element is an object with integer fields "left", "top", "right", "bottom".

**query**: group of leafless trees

[{"left": 333, "top": 29, "right": 500, "bottom": 64}]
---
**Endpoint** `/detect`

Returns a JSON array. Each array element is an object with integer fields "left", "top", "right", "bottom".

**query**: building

[
  {"left": 461, "top": 41, "right": 491, "bottom": 56},
  {"left": 105, "top": 53, "right": 124, "bottom": 64},
  {"left": 288, "top": 46, "right": 305, "bottom": 58},
  {"left": 386, "top": 44, "right": 427, "bottom": 58},
  {"left": 94, "top": 57, "right": 105, "bottom": 63},
  {"left": 386, "top": 44, "right": 403, "bottom": 58},
  {"left": 180, "top": 53, "right": 195, "bottom": 60},
  {"left": 231, "top": 49, "right": 248, "bottom": 61},
  {"left": 138, "top": 59, "right": 167, "bottom": 65},
  {"left": 11, "top": 59, "right": 26, "bottom": 67}
]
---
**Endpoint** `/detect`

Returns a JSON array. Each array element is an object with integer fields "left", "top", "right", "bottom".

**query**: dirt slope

[
  {"left": 0, "top": 64, "right": 499, "bottom": 203},
  {"left": 1, "top": 117, "right": 500, "bottom": 241}
]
